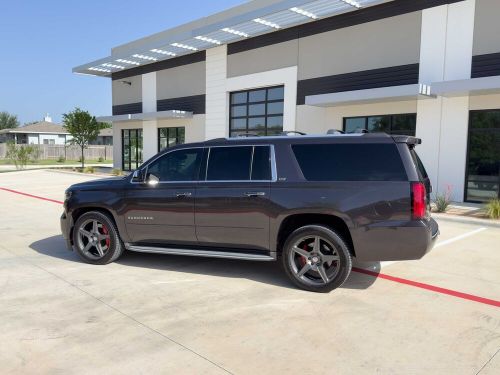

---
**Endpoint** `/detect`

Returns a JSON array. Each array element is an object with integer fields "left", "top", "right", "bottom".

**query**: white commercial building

[{"left": 74, "top": 0, "right": 500, "bottom": 203}]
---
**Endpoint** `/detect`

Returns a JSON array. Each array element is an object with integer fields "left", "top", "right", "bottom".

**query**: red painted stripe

[
  {"left": 352, "top": 267, "right": 500, "bottom": 308},
  {"left": 0, "top": 187, "right": 64, "bottom": 205},
  {"left": 1, "top": 186, "right": 498, "bottom": 308}
]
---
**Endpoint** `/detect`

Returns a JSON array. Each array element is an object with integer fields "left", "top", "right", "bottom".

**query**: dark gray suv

[{"left": 61, "top": 133, "right": 439, "bottom": 292}]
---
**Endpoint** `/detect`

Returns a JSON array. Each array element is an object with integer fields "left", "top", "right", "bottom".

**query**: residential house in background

[{"left": 0, "top": 115, "right": 113, "bottom": 145}]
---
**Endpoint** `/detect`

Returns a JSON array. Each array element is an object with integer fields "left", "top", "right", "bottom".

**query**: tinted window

[
  {"left": 207, "top": 147, "right": 252, "bottom": 181},
  {"left": 292, "top": 143, "right": 407, "bottom": 181},
  {"left": 251, "top": 146, "right": 271, "bottom": 180},
  {"left": 147, "top": 148, "right": 202, "bottom": 182}
]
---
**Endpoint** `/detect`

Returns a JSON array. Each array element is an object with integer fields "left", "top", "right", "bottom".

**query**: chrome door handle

[
  {"left": 176, "top": 192, "right": 192, "bottom": 198},
  {"left": 244, "top": 192, "right": 266, "bottom": 197}
]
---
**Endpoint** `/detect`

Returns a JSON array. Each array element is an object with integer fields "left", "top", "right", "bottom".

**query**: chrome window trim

[{"left": 130, "top": 144, "right": 277, "bottom": 184}]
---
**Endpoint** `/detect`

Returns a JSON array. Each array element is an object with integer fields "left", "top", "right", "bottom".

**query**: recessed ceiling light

[
  {"left": 150, "top": 49, "right": 176, "bottom": 56},
  {"left": 221, "top": 27, "right": 249, "bottom": 38},
  {"left": 341, "top": 0, "right": 361, "bottom": 8},
  {"left": 102, "top": 63, "right": 125, "bottom": 69},
  {"left": 253, "top": 18, "right": 280, "bottom": 29},
  {"left": 116, "top": 59, "right": 141, "bottom": 66},
  {"left": 195, "top": 35, "right": 221, "bottom": 45},
  {"left": 132, "top": 54, "right": 158, "bottom": 61},
  {"left": 290, "top": 7, "right": 318, "bottom": 19},
  {"left": 88, "top": 67, "right": 111, "bottom": 73},
  {"left": 171, "top": 42, "right": 198, "bottom": 51}
]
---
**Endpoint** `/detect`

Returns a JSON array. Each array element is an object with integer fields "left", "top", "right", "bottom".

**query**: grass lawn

[{"left": 0, "top": 159, "right": 111, "bottom": 165}]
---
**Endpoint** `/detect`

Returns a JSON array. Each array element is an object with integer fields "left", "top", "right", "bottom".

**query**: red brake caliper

[
  {"left": 102, "top": 225, "right": 110, "bottom": 248},
  {"left": 299, "top": 243, "right": 308, "bottom": 267}
]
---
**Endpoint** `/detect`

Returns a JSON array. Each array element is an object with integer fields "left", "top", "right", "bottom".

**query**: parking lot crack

[{"left": 476, "top": 347, "right": 500, "bottom": 374}]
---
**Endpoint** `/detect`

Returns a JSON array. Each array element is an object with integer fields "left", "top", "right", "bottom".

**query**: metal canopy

[
  {"left": 305, "top": 84, "right": 435, "bottom": 107},
  {"left": 97, "top": 110, "right": 193, "bottom": 123},
  {"left": 74, "top": 0, "right": 390, "bottom": 77},
  {"left": 431, "top": 76, "right": 500, "bottom": 97}
]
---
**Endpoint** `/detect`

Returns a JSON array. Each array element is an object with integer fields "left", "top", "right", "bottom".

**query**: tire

[
  {"left": 72, "top": 211, "right": 124, "bottom": 265},
  {"left": 281, "top": 225, "right": 352, "bottom": 293}
]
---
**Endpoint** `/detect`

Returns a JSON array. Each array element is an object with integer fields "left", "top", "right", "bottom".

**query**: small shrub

[
  {"left": 486, "top": 199, "right": 500, "bottom": 219},
  {"left": 6, "top": 143, "right": 38, "bottom": 170},
  {"left": 77, "top": 156, "right": 83, "bottom": 163},
  {"left": 433, "top": 185, "right": 452, "bottom": 213},
  {"left": 111, "top": 168, "right": 124, "bottom": 176},
  {"left": 57, "top": 155, "right": 66, "bottom": 163},
  {"left": 83, "top": 166, "right": 95, "bottom": 174},
  {"left": 98, "top": 156, "right": 104, "bottom": 162}
]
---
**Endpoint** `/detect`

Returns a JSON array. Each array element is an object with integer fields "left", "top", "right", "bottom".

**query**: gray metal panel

[
  {"left": 156, "top": 61, "right": 206, "bottom": 100},
  {"left": 297, "top": 11, "right": 422, "bottom": 80},
  {"left": 112, "top": 74, "right": 142, "bottom": 106},
  {"left": 472, "top": 0, "right": 500, "bottom": 56},
  {"left": 227, "top": 39, "right": 299, "bottom": 78}
]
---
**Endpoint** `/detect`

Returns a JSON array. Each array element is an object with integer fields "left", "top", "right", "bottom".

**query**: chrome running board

[{"left": 125, "top": 244, "right": 275, "bottom": 261}]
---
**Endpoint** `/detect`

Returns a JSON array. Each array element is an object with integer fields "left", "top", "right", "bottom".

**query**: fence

[{"left": 0, "top": 144, "right": 113, "bottom": 161}]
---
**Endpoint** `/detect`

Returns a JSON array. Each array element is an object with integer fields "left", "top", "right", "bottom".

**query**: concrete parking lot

[{"left": 1, "top": 170, "right": 499, "bottom": 375}]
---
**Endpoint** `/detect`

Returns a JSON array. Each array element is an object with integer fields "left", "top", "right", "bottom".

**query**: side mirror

[
  {"left": 146, "top": 173, "right": 160, "bottom": 186},
  {"left": 131, "top": 170, "right": 144, "bottom": 183}
]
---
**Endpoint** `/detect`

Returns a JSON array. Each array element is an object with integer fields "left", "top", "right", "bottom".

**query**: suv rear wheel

[
  {"left": 282, "top": 225, "right": 352, "bottom": 292},
  {"left": 73, "top": 211, "right": 124, "bottom": 265}
]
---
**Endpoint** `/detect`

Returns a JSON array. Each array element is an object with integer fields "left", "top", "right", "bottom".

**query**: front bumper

[{"left": 60, "top": 211, "right": 74, "bottom": 251}]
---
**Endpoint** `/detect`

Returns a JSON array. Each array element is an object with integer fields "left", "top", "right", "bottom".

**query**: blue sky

[{"left": 0, "top": 0, "right": 244, "bottom": 125}]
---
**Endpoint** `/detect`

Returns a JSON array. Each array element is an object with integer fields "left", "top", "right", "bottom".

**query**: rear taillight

[{"left": 412, "top": 182, "right": 427, "bottom": 220}]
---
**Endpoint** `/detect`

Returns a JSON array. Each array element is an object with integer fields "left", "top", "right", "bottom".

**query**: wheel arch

[
  {"left": 276, "top": 213, "right": 355, "bottom": 257},
  {"left": 70, "top": 207, "right": 120, "bottom": 245}
]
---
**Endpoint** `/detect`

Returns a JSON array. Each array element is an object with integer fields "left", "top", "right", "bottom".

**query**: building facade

[{"left": 75, "top": 0, "right": 500, "bottom": 203}]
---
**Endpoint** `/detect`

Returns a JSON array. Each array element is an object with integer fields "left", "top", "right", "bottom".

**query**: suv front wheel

[
  {"left": 73, "top": 211, "right": 124, "bottom": 265},
  {"left": 282, "top": 225, "right": 352, "bottom": 292}
]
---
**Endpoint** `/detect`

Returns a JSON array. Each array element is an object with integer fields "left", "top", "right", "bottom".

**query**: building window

[
  {"left": 229, "top": 86, "right": 284, "bottom": 137},
  {"left": 343, "top": 114, "right": 417, "bottom": 136},
  {"left": 158, "top": 127, "right": 185, "bottom": 151},
  {"left": 122, "top": 129, "right": 143, "bottom": 171},
  {"left": 465, "top": 110, "right": 500, "bottom": 202}
]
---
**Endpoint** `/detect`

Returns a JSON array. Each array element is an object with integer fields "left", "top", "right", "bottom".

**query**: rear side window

[
  {"left": 292, "top": 143, "right": 407, "bottom": 181},
  {"left": 251, "top": 146, "right": 271, "bottom": 180},
  {"left": 206, "top": 146, "right": 272, "bottom": 181},
  {"left": 410, "top": 148, "right": 428, "bottom": 180}
]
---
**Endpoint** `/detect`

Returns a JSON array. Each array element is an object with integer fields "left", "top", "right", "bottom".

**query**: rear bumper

[
  {"left": 60, "top": 211, "right": 74, "bottom": 251},
  {"left": 353, "top": 217, "right": 439, "bottom": 261}
]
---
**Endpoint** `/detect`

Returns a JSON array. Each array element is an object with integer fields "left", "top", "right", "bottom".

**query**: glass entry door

[
  {"left": 122, "top": 129, "right": 143, "bottom": 171},
  {"left": 466, "top": 111, "right": 500, "bottom": 202}
]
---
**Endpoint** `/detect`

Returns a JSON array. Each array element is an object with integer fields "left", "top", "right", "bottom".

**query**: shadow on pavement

[{"left": 30, "top": 235, "right": 379, "bottom": 291}]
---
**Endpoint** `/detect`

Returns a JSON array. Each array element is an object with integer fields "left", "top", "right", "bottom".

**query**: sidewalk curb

[{"left": 432, "top": 213, "right": 500, "bottom": 228}]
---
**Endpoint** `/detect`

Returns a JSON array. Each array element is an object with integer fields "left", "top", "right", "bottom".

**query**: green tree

[
  {"left": 0, "top": 111, "right": 20, "bottom": 130},
  {"left": 62, "top": 108, "right": 109, "bottom": 168}
]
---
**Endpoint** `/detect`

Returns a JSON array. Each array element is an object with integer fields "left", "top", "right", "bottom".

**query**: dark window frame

[
  {"left": 229, "top": 85, "right": 284, "bottom": 137},
  {"left": 158, "top": 126, "right": 185, "bottom": 152},
  {"left": 122, "top": 129, "right": 143, "bottom": 171},
  {"left": 343, "top": 113, "right": 417, "bottom": 136},
  {"left": 145, "top": 147, "right": 203, "bottom": 183},
  {"left": 465, "top": 109, "right": 500, "bottom": 203}
]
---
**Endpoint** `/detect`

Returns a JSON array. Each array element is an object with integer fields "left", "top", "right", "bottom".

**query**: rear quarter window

[{"left": 292, "top": 143, "right": 407, "bottom": 181}]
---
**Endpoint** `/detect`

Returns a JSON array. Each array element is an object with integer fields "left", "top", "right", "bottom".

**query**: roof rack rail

[
  {"left": 280, "top": 131, "right": 306, "bottom": 136},
  {"left": 327, "top": 129, "right": 344, "bottom": 134},
  {"left": 236, "top": 133, "right": 260, "bottom": 138}
]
